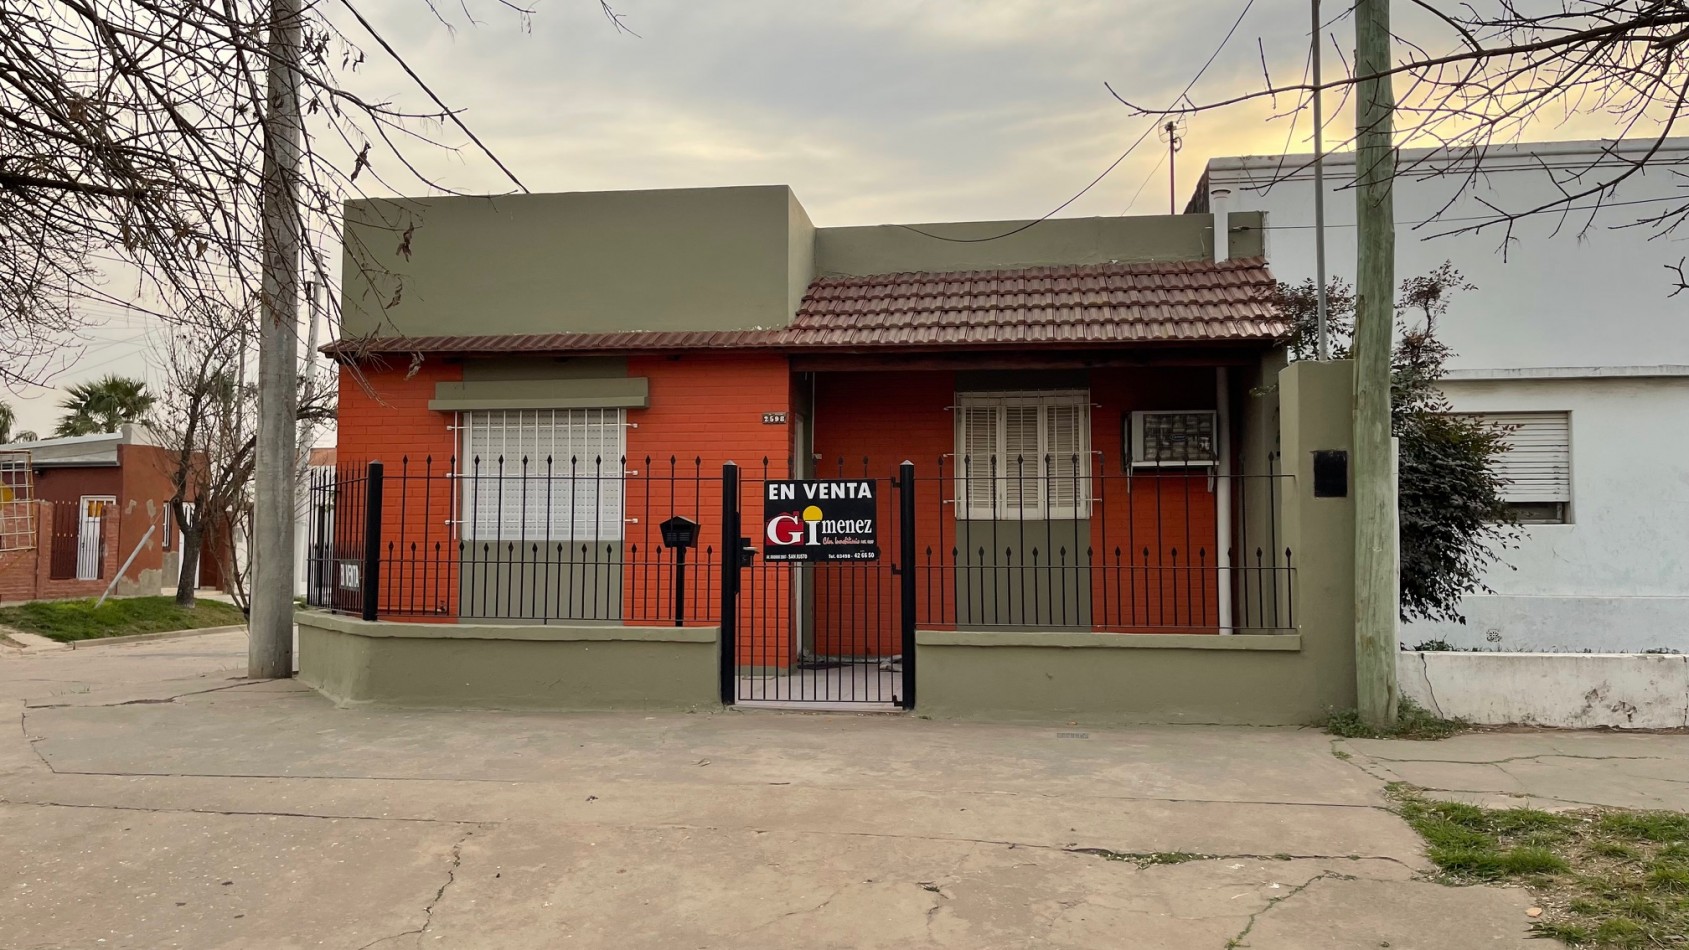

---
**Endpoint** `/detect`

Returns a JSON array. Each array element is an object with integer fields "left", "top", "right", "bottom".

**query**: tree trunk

[{"left": 175, "top": 528, "right": 202, "bottom": 608}]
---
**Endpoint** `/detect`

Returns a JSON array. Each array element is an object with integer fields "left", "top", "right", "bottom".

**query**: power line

[
  {"left": 899, "top": 0, "right": 1257, "bottom": 244},
  {"left": 1238, "top": 192, "right": 1689, "bottom": 230},
  {"left": 1120, "top": 149, "right": 1169, "bottom": 216}
]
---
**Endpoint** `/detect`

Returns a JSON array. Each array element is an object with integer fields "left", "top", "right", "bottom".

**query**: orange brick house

[
  {"left": 0, "top": 426, "right": 182, "bottom": 603},
  {"left": 311, "top": 186, "right": 1299, "bottom": 710}
]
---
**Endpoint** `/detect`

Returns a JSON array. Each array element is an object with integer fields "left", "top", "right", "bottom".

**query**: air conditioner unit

[{"left": 1128, "top": 411, "right": 1219, "bottom": 468}]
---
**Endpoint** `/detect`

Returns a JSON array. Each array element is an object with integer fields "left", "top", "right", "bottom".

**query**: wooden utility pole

[
  {"left": 250, "top": 0, "right": 303, "bottom": 679},
  {"left": 1353, "top": 0, "right": 1399, "bottom": 727}
]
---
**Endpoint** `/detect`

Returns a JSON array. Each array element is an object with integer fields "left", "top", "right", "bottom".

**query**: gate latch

[{"left": 737, "top": 536, "right": 757, "bottom": 568}]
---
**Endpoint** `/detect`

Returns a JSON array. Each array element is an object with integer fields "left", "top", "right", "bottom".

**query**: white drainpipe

[
  {"left": 1212, "top": 188, "right": 1232, "bottom": 261},
  {"left": 1215, "top": 367, "right": 1234, "bottom": 634},
  {"left": 1212, "top": 188, "right": 1235, "bottom": 633}
]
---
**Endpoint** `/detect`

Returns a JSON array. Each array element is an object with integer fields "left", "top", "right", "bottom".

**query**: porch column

[{"left": 1276, "top": 359, "right": 1358, "bottom": 712}]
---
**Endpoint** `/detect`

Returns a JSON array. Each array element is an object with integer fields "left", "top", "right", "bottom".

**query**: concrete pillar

[{"left": 1277, "top": 359, "right": 1358, "bottom": 713}]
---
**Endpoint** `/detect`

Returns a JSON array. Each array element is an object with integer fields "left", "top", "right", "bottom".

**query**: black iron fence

[
  {"left": 307, "top": 453, "right": 1293, "bottom": 635},
  {"left": 305, "top": 455, "right": 718, "bottom": 625},
  {"left": 914, "top": 453, "right": 1293, "bottom": 633}
]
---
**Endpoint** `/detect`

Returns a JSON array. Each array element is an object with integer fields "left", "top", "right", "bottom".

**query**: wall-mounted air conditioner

[{"left": 1128, "top": 410, "right": 1219, "bottom": 468}]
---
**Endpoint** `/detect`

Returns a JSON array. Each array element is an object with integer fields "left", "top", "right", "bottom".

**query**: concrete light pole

[
  {"left": 1352, "top": 0, "right": 1400, "bottom": 728},
  {"left": 250, "top": 0, "right": 303, "bottom": 679}
]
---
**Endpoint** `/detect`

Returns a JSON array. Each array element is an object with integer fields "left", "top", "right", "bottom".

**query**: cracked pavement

[{"left": 3, "top": 633, "right": 1681, "bottom": 947}]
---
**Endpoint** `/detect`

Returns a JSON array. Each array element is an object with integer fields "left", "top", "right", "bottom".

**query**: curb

[{"left": 68, "top": 624, "right": 252, "bottom": 650}]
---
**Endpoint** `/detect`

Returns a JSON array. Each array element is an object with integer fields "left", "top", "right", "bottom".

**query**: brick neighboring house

[
  {"left": 305, "top": 185, "right": 1322, "bottom": 714},
  {"left": 0, "top": 425, "right": 180, "bottom": 603}
]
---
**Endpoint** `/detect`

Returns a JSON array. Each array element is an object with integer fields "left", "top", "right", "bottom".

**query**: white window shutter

[
  {"left": 954, "top": 391, "right": 1091, "bottom": 520},
  {"left": 956, "top": 404, "right": 999, "bottom": 518},
  {"left": 1480, "top": 412, "right": 1571, "bottom": 503},
  {"left": 461, "top": 409, "right": 626, "bottom": 541},
  {"left": 1043, "top": 400, "right": 1086, "bottom": 515},
  {"left": 1003, "top": 403, "right": 1041, "bottom": 515}
]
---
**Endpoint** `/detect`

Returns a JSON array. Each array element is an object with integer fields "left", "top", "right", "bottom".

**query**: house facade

[
  {"left": 1195, "top": 139, "right": 1689, "bottom": 653},
  {"left": 0, "top": 425, "right": 178, "bottom": 602},
  {"left": 303, "top": 187, "right": 1362, "bottom": 722}
]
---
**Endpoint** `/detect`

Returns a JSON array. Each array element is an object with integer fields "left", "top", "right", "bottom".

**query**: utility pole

[
  {"left": 251, "top": 0, "right": 303, "bottom": 679},
  {"left": 1163, "top": 120, "right": 1184, "bottom": 215},
  {"left": 1311, "top": 0, "right": 1332, "bottom": 360},
  {"left": 1353, "top": 0, "right": 1398, "bottom": 728}
]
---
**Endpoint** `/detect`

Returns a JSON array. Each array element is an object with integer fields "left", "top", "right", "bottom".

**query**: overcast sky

[{"left": 0, "top": 0, "right": 1606, "bottom": 437}]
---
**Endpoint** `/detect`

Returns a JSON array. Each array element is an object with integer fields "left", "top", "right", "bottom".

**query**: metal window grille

[
  {"left": 460, "top": 409, "right": 626, "bottom": 541},
  {"left": 0, "top": 450, "right": 35, "bottom": 553},
  {"left": 954, "top": 391, "right": 1091, "bottom": 520}
]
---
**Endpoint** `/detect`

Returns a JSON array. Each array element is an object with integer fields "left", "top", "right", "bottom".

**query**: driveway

[{"left": 2, "top": 632, "right": 1685, "bottom": 948}]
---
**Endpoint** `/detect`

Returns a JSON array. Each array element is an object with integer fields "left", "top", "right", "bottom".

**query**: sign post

[{"left": 762, "top": 479, "right": 879, "bottom": 562}]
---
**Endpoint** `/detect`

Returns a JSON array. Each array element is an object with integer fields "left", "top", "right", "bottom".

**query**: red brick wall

[
  {"left": 336, "top": 360, "right": 463, "bottom": 619},
  {"left": 810, "top": 371, "right": 954, "bottom": 657},
  {"left": 32, "top": 467, "right": 120, "bottom": 506},
  {"left": 115, "top": 444, "right": 175, "bottom": 585},
  {"left": 0, "top": 501, "right": 121, "bottom": 603},
  {"left": 326, "top": 353, "right": 1230, "bottom": 650},
  {"left": 1088, "top": 368, "right": 1220, "bottom": 631},
  {"left": 624, "top": 354, "right": 793, "bottom": 665},
  {"left": 809, "top": 366, "right": 1224, "bottom": 647}
]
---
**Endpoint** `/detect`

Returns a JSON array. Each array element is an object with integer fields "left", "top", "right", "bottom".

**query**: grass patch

[
  {"left": 1324, "top": 697, "right": 1467, "bottom": 740},
  {"left": 1390, "top": 787, "right": 1689, "bottom": 947},
  {"left": 0, "top": 596, "right": 245, "bottom": 642}
]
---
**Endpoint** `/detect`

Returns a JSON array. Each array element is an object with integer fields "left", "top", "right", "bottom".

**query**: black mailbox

[{"left": 659, "top": 515, "right": 700, "bottom": 549}]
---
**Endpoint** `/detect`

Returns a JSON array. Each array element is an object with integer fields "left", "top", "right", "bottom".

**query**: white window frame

[
  {"left": 459, "top": 409, "right": 627, "bottom": 541},
  {"left": 953, "top": 390, "right": 1092, "bottom": 521}
]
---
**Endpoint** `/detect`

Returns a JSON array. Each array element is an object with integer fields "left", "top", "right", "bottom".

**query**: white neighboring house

[{"left": 1195, "top": 139, "right": 1689, "bottom": 652}]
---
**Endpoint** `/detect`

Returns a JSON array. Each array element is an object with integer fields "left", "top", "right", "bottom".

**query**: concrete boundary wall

[
  {"left": 915, "top": 631, "right": 1317, "bottom": 724},
  {"left": 297, "top": 611, "right": 719, "bottom": 711},
  {"left": 1400, "top": 650, "right": 1689, "bottom": 729}
]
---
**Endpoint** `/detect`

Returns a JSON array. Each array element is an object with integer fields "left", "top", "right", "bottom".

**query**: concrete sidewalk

[{"left": 2, "top": 635, "right": 1684, "bottom": 948}]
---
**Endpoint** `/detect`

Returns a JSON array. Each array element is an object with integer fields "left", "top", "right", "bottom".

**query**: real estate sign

[{"left": 762, "top": 479, "right": 878, "bottom": 561}]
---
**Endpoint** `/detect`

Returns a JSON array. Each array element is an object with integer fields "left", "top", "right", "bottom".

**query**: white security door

[{"left": 77, "top": 496, "right": 115, "bottom": 580}]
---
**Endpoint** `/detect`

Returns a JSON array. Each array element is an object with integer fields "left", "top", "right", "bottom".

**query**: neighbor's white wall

[
  {"left": 1400, "top": 651, "right": 1689, "bottom": 729},
  {"left": 1205, "top": 140, "right": 1689, "bottom": 371},
  {"left": 1406, "top": 376, "right": 1689, "bottom": 652},
  {"left": 1208, "top": 141, "right": 1689, "bottom": 651}
]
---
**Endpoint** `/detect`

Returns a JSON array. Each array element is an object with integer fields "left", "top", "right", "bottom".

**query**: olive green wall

[
  {"left": 953, "top": 522, "right": 1092, "bottom": 627},
  {"left": 297, "top": 612, "right": 720, "bottom": 711},
  {"left": 813, "top": 212, "right": 1266, "bottom": 277},
  {"left": 340, "top": 182, "right": 1261, "bottom": 343},
  {"left": 341, "top": 185, "right": 809, "bottom": 340},
  {"left": 457, "top": 543, "right": 624, "bottom": 624},
  {"left": 915, "top": 360, "right": 1358, "bottom": 725},
  {"left": 915, "top": 631, "right": 1307, "bottom": 724}
]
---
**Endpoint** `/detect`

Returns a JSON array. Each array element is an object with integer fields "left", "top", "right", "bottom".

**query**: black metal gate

[{"left": 718, "top": 461, "right": 916, "bottom": 709}]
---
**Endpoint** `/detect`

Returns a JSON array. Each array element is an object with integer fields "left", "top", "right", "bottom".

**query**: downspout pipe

[{"left": 1212, "top": 187, "right": 1235, "bottom": 634}]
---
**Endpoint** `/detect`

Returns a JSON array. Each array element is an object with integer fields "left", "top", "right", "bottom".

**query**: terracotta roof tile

[{"left": 330, "top": 257, "right": 1283, "bottom": 356}]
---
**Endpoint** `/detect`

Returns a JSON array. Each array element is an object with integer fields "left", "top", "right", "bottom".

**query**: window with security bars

[
  {"left": 954, "top": 392, "right": 1091, "bottom": 520},
  {"left": 460, "top": 409, "right": 626, "bottom": 540},
  {"left": 1463, "top": 411, "right": 1571, "bottom": 524}
]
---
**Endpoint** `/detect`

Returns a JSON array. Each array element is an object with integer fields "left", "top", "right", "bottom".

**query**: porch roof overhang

[{"left": 327, "top": 256, "right": 1284, "bottom": 360}]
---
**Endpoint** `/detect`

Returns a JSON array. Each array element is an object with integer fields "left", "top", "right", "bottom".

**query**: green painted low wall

[
  {"left": 915, "top": 630, "right": 1324, "bottom": 725},
  {"left": 297, "top": 611, "right": 720, "bottom": 711}
]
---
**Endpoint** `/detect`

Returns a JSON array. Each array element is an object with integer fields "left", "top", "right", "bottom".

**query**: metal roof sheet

[{"left": 329, "top": 257, "right": 1283, "bottom": 357}]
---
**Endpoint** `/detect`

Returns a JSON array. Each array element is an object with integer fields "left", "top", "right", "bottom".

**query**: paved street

[{"left": 2, "top": 631, "right": 1686, "bottom": 948}]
